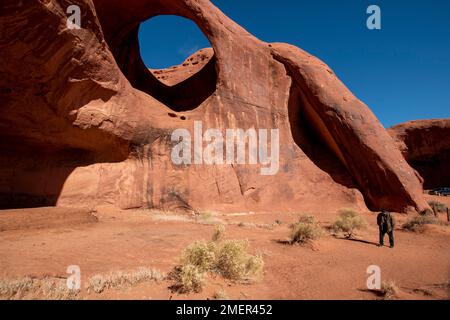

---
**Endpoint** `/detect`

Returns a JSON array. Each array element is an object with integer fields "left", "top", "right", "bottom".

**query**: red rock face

[
  {"left": 389, "top": 119, "right": 450, "bottom": 189},
  {"left": 0, "top": 0, "right": 430, "bottom": 213},
  {"left": 150, "top": 48, "right": 214, "bottom": 86}
]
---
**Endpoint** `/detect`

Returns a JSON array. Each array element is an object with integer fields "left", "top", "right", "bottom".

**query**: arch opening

[{"left": 115, "top": 15, "right": 218, "bottom": 112}]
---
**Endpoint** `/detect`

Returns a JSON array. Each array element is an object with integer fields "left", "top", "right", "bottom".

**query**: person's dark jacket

[{"left": 377, "top": 211, "right": 396, "bottom": 233}]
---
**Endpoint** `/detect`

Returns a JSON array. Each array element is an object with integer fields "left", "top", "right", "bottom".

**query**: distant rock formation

[
  {"left": 389, "top": 119, "right": 450, "bottom": 189},
  {"left": 0, "top": 0, "right": 430, "bottom": 214}
]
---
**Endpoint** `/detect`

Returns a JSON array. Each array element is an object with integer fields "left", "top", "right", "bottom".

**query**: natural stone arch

[
  {"left": 0, "top": 0, "right": 431, "bottom": 214},
  {"left": 101, "top": 12, "right": 218, "bottom": 111}
]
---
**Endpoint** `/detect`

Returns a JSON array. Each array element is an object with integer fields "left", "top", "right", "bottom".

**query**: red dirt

[{"left": 1, "top": 196, "right": 449, "bottom": 300}]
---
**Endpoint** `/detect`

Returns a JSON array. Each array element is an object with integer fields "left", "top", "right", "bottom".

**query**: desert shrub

[
  {"left": 150, "top": 213, "right": 191, "bottom": 223},
  {"left": 213, "top": 288, "right": 230, "bottom": 300},
  {"left": 214, "top": 240, "right": 264, "bottom": 281},
  {"left": 87, "top": 267, "right": 164, "bottom": 294},
  {"left": 296, "top": 215, "right": 316, "bottom": 224},
  {"left": 168, "top": 264, "right": 205, "bottom": 294},
  {"left": 0, "top": 277, "right": 36, "bottom": 299},
  {"left": 87, "top": 275, "right": 108, "bottom": 294},
  {"left": 237, "top": 222, "right": 256, "bottom": 228},
  {"left": 380, "top": 280, "right": 399, "bottom": 300},
  {"left": 181, "top": 241, "right": 216, "bottom": 273},
  {"left": 40, "top": 279, "right": 80, "bottom": 300},
  {"left": 331, "top": 208, "right": 367, "bottom": 239},
  {"left": 236, "top": 221, "right": 279, "bottom": 230},
  {"left": 413, "top": 288, "right": 433, "bottom": 297},
  {"left": 402, "top": 214, "right": 445, "bottom": 232},
  {"left": 289, "top": 215, "right": 324, "bottom": 244},
  {"left": 171, "top": 226, "right": 263, "bottom": 293},
  {"left": 0, "top": 277, "right": 79, "bottom": 300},
  {"left": 435, "top": 279, "right": 450, "bottom": 289},
  {"left": 195, "top": 211, "right": 225, "bottom": 225},
  {"left": 428, "top": 200, "right": 448, "bottom": 214},
  {"left": 177, "top": 264, "right": 206, "bottom": 293},
  {"left": 212, "top": 224, "right": 226, "bottom": 242}
]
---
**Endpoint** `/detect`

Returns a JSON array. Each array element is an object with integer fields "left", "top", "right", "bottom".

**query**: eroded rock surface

[
  {"left": 0, "top": 0, "right": 431, "bottom": 213},
  {"left": 389, "top": 119, "right": 450, "bottom": 189}
]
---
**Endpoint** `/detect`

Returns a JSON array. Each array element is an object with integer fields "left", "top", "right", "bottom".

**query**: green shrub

[{"left": 331, "top": 208, "right": 367, "bottom": 239}]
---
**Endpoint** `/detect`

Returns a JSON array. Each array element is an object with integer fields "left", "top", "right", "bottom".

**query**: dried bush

[
  {"left": 331, "top": 208, "right": 367, "bottom": 238},
  {"left": 428, "top": 200, "right": 448, "bottom": 214},
  {"left": 289, "top": 215, "right": 324, "bottom": 244},
  {"left": 402, "top": 214, "right": 446, "bottom": 232},
  {"left": 87, "top": 267, "right": 164, "bottom": 294},
  {"left": 170, "top": 226, "right": 263, "bottom": 293},
  {"left": 380, "top": 280, "right": 399, "bottom": 300}
]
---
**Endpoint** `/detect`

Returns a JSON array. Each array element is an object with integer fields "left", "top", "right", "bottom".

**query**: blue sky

[{"left": 138, "top": 0, "right": 450, "bottom": 127}]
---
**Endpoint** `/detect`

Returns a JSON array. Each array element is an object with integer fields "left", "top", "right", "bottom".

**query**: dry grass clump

[
  {"left": 0, "top": 277, "right": 79, "bottom": 300},
  {"left": 331, "top": 208, "right": 367, "bottom": 239},
  {"left": 182, "top": 241, "right": 217, "bottom": 273},
  {"left": 412, "top": 288, "right": 433, "bottom": 297},
  {"left": 170, "top": 225, "right": 263, "bottom": 293},
  {"left": 214, "top": 240, "right": 264, "bottom": 281},
  {"left": 433, "top": 279, "right": 450, "bottom": 289},
  {"left": 402, "top": 214, "right": 447, "bottom": 232},
  {"left": 380, "top": 280, "right": 399, "bottom": 300},
  {"left": 87, "top": 267, "right": 164, "bottom": 294},
  {"left": 169, "top": 264, "right": 206, "bottom": 294},
  {"left": 213, "top": 288, "right": 230, "bottom": 300},
  {"left": 150, "top": 213, "right": 191, "bottom": 223},
  {"left": 212, "top": 224, "right": 226, "bottom": 242},
  {"left": 236, "top": 220, "right": 282, "bottom": 230},
  {"left": 40, "top": 279, "right": 80, "bottom": 300},
  {"left": 297, "top": 215, "right": 316, "bottom": 224},
  {"left": 0, "top": 277, "right": 35, "bottom": 299},
  {"left": 428, "top": 200, "right": 448, "bottom": 214},
  {"left": 195, "top": 212, "right": 225, "bottom": 225},
  {"left": 289, "top": 215, "right": 324, "bottom": 245}
]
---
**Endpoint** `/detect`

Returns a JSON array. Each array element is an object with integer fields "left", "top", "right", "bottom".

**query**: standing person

[{"left": 377, "top": 209, "right": 395, "bottom": 248}]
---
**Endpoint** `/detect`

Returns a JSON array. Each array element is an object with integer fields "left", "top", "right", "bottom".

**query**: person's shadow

[{"left": 335, "top": 237, "right": 379, "bottom": 247}]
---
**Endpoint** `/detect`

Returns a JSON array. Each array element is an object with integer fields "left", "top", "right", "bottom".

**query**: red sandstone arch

[{"left": 0, "top": 0, "right": 431, "bottom": 214}]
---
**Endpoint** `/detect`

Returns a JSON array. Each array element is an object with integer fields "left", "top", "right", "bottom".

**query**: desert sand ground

[{"left": 0, "top": 195, "right": 449, "bottom": 300}]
